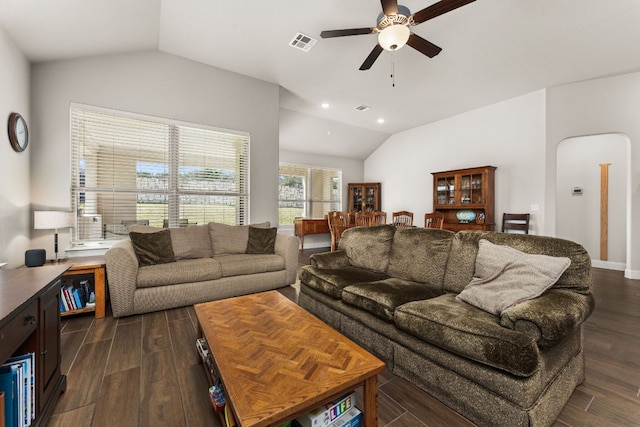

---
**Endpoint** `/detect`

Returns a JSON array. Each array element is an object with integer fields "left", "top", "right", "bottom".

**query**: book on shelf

[
  {"left": 0, "top": 352, "right": 35, "bottom": 427},
  {"left": 60, "top": 278, "right": 93, "bottom": 313},
  {"left": 296, "top": 392, "right": 356, "bottom": 427}
]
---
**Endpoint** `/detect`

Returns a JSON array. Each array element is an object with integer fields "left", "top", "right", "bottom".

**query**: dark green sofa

[{"left": 298, "top": 225, "right": 594, "bottom": 427}]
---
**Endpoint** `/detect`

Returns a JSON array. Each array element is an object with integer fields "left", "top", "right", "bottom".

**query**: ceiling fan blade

[
  {"left": 380, "top": 0, "right": 398, "bottom": 16},
  {"left": 359, "top": 45, "right": 384, "bottom": 70},
  {"left": 406, "top": 33, "right": 442, "bottom": 58},
  {"left": 412, "top": 0, "right": 475, "bottom": 25},
  {"left": 320, "top": 28, "right": 375, "bottom": 38}
]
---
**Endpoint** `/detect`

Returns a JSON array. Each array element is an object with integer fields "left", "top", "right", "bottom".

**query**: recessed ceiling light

[
  {"left": 377, "top": 118, "right": 385, "bottom": 124},
  {"left": 321, "top": 103, "right": 330, "bottom": 109}
]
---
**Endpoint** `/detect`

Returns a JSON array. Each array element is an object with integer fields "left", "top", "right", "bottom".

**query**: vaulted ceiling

[{"left": 2, "top": 0, "right": 640, "bottom": 159}]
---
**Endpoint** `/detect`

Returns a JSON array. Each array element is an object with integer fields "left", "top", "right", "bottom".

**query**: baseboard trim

[
  {"left": 591, "top": 260, "right": 626, "bottom": 271},
  {"left": 624, "top": 268, "right": 640, "bottom": 280}
]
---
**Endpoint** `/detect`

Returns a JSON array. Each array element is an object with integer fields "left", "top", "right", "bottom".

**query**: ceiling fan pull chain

[{"left": 391, "top": 56, "right": 396, "bottom": 87}]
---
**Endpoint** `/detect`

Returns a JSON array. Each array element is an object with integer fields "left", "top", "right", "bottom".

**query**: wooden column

[{"left": 600, "top": 163, "right": 611, "bottom": 261}]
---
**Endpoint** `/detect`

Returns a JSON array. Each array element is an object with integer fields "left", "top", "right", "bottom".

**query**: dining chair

[
  {"left": 354, "top": 212, "right": 374, "bottom": 227},
  {"left": 502, "top": 213, "right": 530, "bottom": 234},
  {"left": 392, "top": 211, "right": 414, "bottom": 227},
  {"left": 328, "top": 211, "right": 350, "bottom": 251},
  {"left": 424, "top": 212, "right": 444, "bottom": 229},
  {"left": 371, "top": 211, "right": 387, "bottom": 225}
]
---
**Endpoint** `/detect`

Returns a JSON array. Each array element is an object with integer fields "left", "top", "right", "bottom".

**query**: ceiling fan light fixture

[{"left": 378, "top": 24, "right": 410, "bottom": 51}]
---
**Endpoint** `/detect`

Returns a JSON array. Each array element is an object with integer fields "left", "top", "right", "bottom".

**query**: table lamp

[{"left": 34, "top": 210, "right": 74, "bottom": 262}]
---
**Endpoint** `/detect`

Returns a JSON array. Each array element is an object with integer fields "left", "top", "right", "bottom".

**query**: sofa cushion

[
  {"left": 298, "top": 265, "right": 387, "bottom": 299},
  {"left": 338, "top": 224, "right": 396, "bottom": 274},
  {"left": 387, "top": 227, "right": 454, "bottom": 286},
  {"left": 456, "top": 239, "right": 571, "bottom": 315},
  {"left": 129, "top": 229, "right": 176, "bottom": 266},
  {"left": 342, "top": 278, "right": 444, "bottom": 322},
  {"left": 169, "top": 224, "right": 213, "bottom": 260},
  {"left": 136, "top": 258, "right": 222, "bottom": 287},
  {"left": 208, "top": 221, "right": 270, "bottom": 255},
  {"left": 245, "top": 226, "right": 277, "bottom": 254},
  {"left": 395, "top": 294, "right": 540, "bottom": 377},
  {"left": 443, "top": 231, "right": 592, "bottom": 294},
  {"left": 214, "top": 254, "right": 285, "bottom": 277}
]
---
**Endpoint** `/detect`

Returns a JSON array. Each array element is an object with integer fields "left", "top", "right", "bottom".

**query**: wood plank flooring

[{"left": 47, "top": 251, "right": 640, "bottom": 427}]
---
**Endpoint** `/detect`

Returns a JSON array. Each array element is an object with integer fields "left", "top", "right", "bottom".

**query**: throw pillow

[
  {"left": 456, "top": 239, "right": 571, "bottom": 316},
  {"left": 245, "top": 226, "right": 278, "bottom": 254},
  {"left": 129, "top": 229, "right": 176, "bottom": 266}
]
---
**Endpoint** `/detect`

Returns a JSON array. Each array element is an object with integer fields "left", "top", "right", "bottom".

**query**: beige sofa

[
  {"left": 105, "top": 222, "right": 299, "bottom": 317},
  {"left": 298, "top": 225, "right": 595, "bottom": 427}
]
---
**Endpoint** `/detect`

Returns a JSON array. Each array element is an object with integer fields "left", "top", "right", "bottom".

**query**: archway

[{"left": 556, "top": 134, "right": 630, "bottom": 271}]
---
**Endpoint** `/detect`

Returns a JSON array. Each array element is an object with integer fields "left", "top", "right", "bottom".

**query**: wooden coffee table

[{"left": 194, "top": 291, "right": 385, "bottom": 427}]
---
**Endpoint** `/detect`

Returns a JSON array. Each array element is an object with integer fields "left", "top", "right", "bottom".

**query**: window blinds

[{"left": 70, "top": 105, "right": 250, "bottom": 242}]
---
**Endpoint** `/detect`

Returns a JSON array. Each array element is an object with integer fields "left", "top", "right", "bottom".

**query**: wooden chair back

[
  {"left": 392, "top": 211, "right": 414, "bottom": 227},
  {"left": 354, "top": 212, "right": 375, "bottom": 227},
  {"left": 502, "top": 213, "right": 530, "bottom": 234},
  {"left": 328, "top": 211, "right": 351, "bottom": 251},
  {"left": 424, "top": 212, "right": 444, "bottom": 229},
  {"left": 371, "top": 211, "right": 387, "bottom": 225}
]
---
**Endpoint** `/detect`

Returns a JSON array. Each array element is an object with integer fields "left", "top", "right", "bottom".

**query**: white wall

[
  {"left": 30, "top": 51, "right": 280, "bottom": 258},
  {"left": 279, "top": 149, "right": 364, "bottom": 248},
  {"left": 546, "top": 71, "right": 640, "bottom": 279},
  {"left": 556, "top": 134, "right": 628, "bottom": 266},
  {"left": 0, "top": 25, "right": 31, "bottom": 268},
  {"left": 365, "top": 90, "right": 547, "bottom": 233}
]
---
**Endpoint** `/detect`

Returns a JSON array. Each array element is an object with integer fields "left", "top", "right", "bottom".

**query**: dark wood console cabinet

[{"left": 0, "top": 264, "right": 68, "bottom": 426}]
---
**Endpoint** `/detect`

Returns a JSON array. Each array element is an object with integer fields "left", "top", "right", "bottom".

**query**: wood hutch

[
  {"left": 347, "top": 183, "right": 381, "bottom": 213},
  {"left": 432, "top": 166, "right": 496, "bottom": 232}
]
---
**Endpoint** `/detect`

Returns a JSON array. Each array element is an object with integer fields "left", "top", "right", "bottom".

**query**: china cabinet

[
  {"left": 432, "top": 166, "right": 496, "bottom": 231},
  {"left": 348, "top": 183, "right": 381, "bottom": 213}
]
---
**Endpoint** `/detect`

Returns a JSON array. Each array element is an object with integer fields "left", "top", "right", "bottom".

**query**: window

[
  {"left": 278, "top": 164, "right": 341, "bottom": 224},
  {"left": 70, "top": 105, "right": 250, "bottom": 242}
]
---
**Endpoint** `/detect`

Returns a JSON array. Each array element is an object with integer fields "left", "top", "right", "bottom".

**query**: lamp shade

[
  {"left": 378, "top": 24, "right": 410, "bottom": 51},
  {"left": 34, "top": 211, "right": 74, "bottom": 230}
]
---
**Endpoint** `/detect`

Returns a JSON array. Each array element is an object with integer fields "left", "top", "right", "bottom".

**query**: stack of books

[
  {"left": 60, "top": 280, "right": 94, "bottom": 312},
  {"left": 295, "top": 392, "right": 361, "bottom": 427},
  {"left": 0, "top": 353, "right": 35, "bottom": 427}
]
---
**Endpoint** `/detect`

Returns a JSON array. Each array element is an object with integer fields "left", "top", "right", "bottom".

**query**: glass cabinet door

[
  {"left": 363, "top": 185, "right": 377, "bottom": 212},
  {"left": 470, "top": 173, "right": 483, "bottom": 204},
  {"left": 351, "top": 186, "right": 363, "bottom": 212},
  {"left": 460, "top": 173, "right": 483, "bottom": 204},
  {"left": 435, "top": 176, "right": 455, "bottom": 205}
]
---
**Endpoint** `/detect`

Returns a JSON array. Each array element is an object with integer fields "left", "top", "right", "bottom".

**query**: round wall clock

[{"left": 8, "top": 112, "right": 29, "bottom": 152}]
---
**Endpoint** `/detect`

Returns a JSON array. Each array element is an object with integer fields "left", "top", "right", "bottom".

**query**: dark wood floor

[{"left": 46, "top": 249, "right": 640, "bottom": 427}]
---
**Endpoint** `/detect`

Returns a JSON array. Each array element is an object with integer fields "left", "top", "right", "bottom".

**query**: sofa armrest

[
  {"left": 104, "top": 240, "right": 139, "bottom": 318},
  {"left": 309, "top": 250, "right": 350, "bottom": 269},
  {"left": 275, "top": 233, "right": 299, "bottom": 285},
  {"left": 500, "top": 289, "right": 595, "bottom": 348}
]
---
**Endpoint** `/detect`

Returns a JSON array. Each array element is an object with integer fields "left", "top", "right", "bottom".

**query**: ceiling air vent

[
  {"left": 289, "top": 33, "right": 317, "bottom": 52},
  {"left": 355, "top": 105, "right": 371, "bottom": 112}
]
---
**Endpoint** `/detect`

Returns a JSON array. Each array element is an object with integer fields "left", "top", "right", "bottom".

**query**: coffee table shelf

[{"left": 194, "top": 291, "right": 385, "bottom": 427}]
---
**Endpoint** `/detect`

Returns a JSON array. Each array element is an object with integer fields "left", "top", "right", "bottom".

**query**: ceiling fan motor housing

[{"left": 376, "top": 5, "right": 412, "bottom": 29}]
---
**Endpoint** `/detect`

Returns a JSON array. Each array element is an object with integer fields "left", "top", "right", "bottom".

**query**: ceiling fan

[{"left": 320, "top": 0, "right": 475, "bottom": 70}]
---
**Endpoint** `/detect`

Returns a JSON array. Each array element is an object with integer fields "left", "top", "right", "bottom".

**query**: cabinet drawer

[{"left": 0, "top": 300, "right": 38, "bottom": 362}]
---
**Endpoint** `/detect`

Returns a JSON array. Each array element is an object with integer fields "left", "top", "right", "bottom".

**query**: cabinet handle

[
  {"left": 26, "top": 315, "right": 36, "bottom": 325},
  {"left": 40, "top": 350, "right": 48, "bottom": 355}
]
